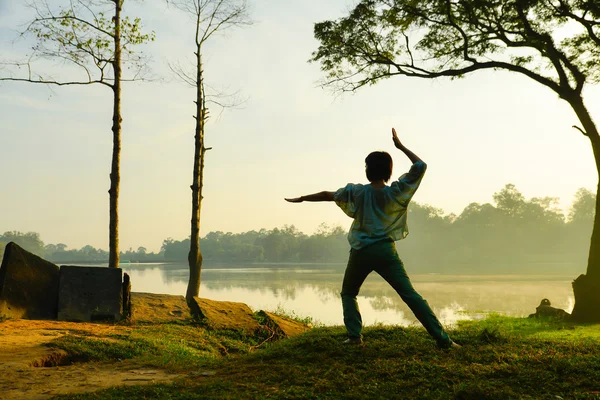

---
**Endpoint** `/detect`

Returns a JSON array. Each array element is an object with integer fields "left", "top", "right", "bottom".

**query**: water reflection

[{"left": 121, "top": 263, "right": 575, "bottom": 327}]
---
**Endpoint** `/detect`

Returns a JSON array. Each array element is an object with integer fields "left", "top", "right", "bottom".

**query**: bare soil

[{"left": 0, "top": 320, "right": 182, "bottom": 400}]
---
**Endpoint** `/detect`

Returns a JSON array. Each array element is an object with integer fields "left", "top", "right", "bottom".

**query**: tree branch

[
  {"left": 573, "top": 125, "right": 589, "bottom": 137},
  {"left": 0, "top": 76, "right": 110, "bottom": 87},
  {"left": 200, "top": 0, "right": 251, "bottom": 44},
  {"left": 31, "top": 15, "right": 114, "bottom": 39}
]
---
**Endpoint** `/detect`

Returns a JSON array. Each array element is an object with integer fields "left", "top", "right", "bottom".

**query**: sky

[{"left": 0, "top": 0, "right": 598, "bottom": 253}]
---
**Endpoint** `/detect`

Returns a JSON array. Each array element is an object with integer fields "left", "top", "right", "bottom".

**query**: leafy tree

[
  {"left": 399, "top": 202, "right": 458, "bottom": 270},
  {"left": 200, "top": 231, "right": 264, "bottom": 262},
  {"left": 167, "top": 0, "right": 251, "bottom": 302},
  {"left": 1, "top": 0, "right": 154, "bottom": 268},
  {"left": 494, "top": 184, "right": 527, "bottom": 219},
  {"left": 522, "top": 196, "right": 565, "bottom": 253},
  {"left": 0, "top": 231, "right": 45, "bottom": 257},
  {"left": 569, "top": 188, "right": 596, "bottom": 223},
  {"left": 45, "top": 243, "right": 68, "bottom": 254},
  {"left": 299, "top": 223, "right": 346, "bottom": 262},
  {"left": 162, "top": 237, "right": 191, "bottom": 261},
  {"left": 259, "top": 227, "right": 294, "bottom": 262},
  {"left": 312, "top": 0, "right": 600, "bottom": 321},
  {"left": 453, "top": 202, "right": 505, "bottom": 265}
]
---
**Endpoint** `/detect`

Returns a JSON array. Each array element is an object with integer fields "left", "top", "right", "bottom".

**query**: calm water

[{"left": 119, "top": 262, "right": 575, "bottom": 327}]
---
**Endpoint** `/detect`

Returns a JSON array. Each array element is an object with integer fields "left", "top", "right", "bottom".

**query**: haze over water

[{"left": 121, "top": 263, "right": 574, "bottom": 327}]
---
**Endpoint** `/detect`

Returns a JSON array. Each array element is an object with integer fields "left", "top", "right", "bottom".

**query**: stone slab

[
  {"left": 130, "top": 292, "right": 190, "bottom": 323},
  {"left": 57, "top": 265, "right": 122, "bottom": 322},
  {"left": 258, "top": 310, "right": 312, "bottom": 338},
  {"left": 0, "top": 242, "right": 60, "bottom": 319},
  {"left": 191, "top": 297, "right": 260, "bottom": 334}
]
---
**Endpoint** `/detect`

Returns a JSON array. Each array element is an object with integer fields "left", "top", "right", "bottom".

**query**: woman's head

[{"left": 365, "top": 151, "right": 393, "bottom": 183}]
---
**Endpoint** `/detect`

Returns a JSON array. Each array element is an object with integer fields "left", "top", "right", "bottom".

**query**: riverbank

[{"left": 2, "top": 315, "right": 599, "bottom": 399}]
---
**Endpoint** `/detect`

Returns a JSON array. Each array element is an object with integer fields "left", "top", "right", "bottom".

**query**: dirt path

[{"left": 0, "top": 320, "right": 182, "bottom": 400}]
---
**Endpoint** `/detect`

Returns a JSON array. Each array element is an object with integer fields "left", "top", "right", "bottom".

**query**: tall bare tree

[
  {"left": 312, "top": 0, "right": 600, "bottom": 322},
  {"left": 167, "top": 0, "right": 251, "bottom": 303},
  {"left": 1, "top": 0, "right": 154, "bottom": 268}
]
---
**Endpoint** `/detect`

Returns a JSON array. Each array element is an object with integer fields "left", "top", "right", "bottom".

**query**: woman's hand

[
  {"left": 392, "top": 127, "right": 404, "bottom": 150},
  {"left": 285, "top": 197, "right": 304, "bottom": 203},
  {"left": 392, "top": 127, "right": 423, "bottom": 164}
]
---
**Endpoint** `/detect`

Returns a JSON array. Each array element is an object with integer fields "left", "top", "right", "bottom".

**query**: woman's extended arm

[
  {"left": 285, "top": 191, "right": 335, "bottom": 203},
  {"left": 392, "top": 127, "right": 423, "bottom": 164}
]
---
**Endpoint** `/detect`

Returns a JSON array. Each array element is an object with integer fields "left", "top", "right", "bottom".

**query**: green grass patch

[
  {"left": 48, "top": 322, "right": 266, "bottom": 371},
  {"left": 265, "top": 305, "right": 324, "bottom": 327},
  {"left": 51, "top": 316, "right": 600, "bottom": 400}
]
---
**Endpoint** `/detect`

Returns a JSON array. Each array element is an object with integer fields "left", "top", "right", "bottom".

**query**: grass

[
  {"left": 264, "top": 305, "right": 325, "bottom": 327},
  {"left": 48, "top": 321, "right": 270, "bottom": 371},
  {"left": 48, "top": 316, "right": 600, "bottom": 399}
]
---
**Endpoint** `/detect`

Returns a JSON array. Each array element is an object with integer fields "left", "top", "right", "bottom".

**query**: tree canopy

[{"left": 312, "top": 0, "right": 600, "bottom": 99}]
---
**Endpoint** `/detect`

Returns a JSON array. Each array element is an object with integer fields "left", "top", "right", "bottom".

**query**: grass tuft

[
  {"left": 269, "top": 305, "right": 323, "bottom": 327},
  {"left": 476, "top": 326, "right": 506, "bottom": 344}
]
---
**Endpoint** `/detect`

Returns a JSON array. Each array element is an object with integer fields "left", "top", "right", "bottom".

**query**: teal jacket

[{"left": 333, "top": 161, "right": 427, "bottom": 250}]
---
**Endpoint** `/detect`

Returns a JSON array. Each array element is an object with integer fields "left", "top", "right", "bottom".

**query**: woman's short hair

[{"left": 365, "top": 151, "right": 393, "bottom": 183}]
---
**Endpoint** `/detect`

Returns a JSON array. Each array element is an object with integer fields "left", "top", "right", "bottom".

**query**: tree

[
  {"left": 1, "top": 0, "right": 154, "bottom": 268},
  {"left": 0, "top": 231, "right": 45, "bottom": 256},
  {"left": 161, "top": 237, "right": 191, "bottom": 261},
  {"left": 167, "top": 0, "right": 251, "bottom": 303},
  {"left": 569, "top": 188, "right": 596, "bottom": 224},
  {"left": 312, "top": 0, "right": 600, "bottom": 322},
  {"left": 493, "top": 184, "right": 527, "bottom": 219},
  {"left": 400, "top": 202, "right": 457, "bottom": 269}
]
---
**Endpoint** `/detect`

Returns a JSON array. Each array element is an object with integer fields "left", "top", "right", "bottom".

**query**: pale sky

[{"left": 0, "top": 0, "right": 597, "bottom": 253}]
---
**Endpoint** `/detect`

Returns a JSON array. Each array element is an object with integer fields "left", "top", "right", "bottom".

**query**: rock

[
  {"left": 190, "top": 297, "right": 260, "bottom": 334},
  {"left": 257, "top": 310, "right": 312, "bottom": 338},
  {"left": 57, "top": 265, "right": 123, "bottom": 322},
  {"left": 528, "top": 298, "right": 570, "bottom": 319},
  {"left": 0, "top": 242, "right": 60, "bottom": 319},
  {"left": 130, "top": 292, "right": 190, "bottom": 323}
]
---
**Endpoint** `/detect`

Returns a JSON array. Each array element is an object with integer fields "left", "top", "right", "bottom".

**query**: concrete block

[
  {"left": 0, "top": 242, "right": 60, "bottom": 320},
  {"left": 57, "top": 265, "right": 122, "bottom": 322}
]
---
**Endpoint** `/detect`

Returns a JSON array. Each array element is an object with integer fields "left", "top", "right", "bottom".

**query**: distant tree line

[
  {"left": 163, "top": 224, "right": 349, "bottom": 264},
  {"left": 400, "top": 185, "right": 594, "bottom": 274},
  {"left": 0, "top": 185, "right": 594, "bottom": 273}
]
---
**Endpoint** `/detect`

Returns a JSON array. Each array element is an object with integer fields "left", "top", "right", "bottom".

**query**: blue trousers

[{"left": 340, "top": 240, "right": 452, "bottom": 348}]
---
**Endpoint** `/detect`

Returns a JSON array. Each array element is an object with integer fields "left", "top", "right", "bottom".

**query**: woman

[{"left": 285, "top": 128, "right": 458, "bottom": 349}]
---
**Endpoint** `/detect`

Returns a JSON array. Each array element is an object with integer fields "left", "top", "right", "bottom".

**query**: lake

[{"left": 118, "top": 262, "right": 576, "bottom": 328}]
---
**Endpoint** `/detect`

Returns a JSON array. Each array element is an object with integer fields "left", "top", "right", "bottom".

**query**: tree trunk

[
  {"left": 567, "top": 95, "right": 600, "bottom": 322},
  {"left": 186, "top": 46, "right": 205, "bottom": 303},
  {"left": 108, "top": 0, "right": 122, "bottom": 269}
]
